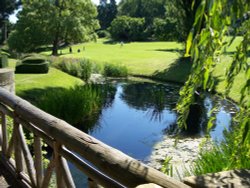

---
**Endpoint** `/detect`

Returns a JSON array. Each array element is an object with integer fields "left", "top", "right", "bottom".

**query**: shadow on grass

[
  {"left": 152, "top": 57, "right": 192, "bottom": 83},
  {"left": 154, "top": 48, "right": 184, "bottom": 53},
  {"left": 17, "top": 87, "right": 65, "bottom": 105}
]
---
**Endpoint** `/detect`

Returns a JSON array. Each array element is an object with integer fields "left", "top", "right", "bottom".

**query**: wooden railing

[{"left": 0, "top": 87, "right": 189, "bottom": 188}]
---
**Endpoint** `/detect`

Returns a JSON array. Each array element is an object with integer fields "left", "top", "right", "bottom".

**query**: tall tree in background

[
  {"left": 8, "top": 0, "right": 99, "bottom": 55},
  {"left": 165, "top": 0, "right": 201, "bottom": 41},
  {"left": 97, "top": 0, "right": 117, "bottom": 30},
  {"left": 118, "top": 0, "right": 166, "bottom": 25},
  {"left": 0, "top": 0, "right": 20, "bottom": 44}
]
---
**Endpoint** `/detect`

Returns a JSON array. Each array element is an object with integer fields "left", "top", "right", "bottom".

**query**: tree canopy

[
  {"left": 0, "top": 0, "right": 20, "bottom": 43},
  {"left": 118, "top": 0, "right": 166, "bottom": 24},
  {"left": 97, "top": 0, "right": 117, "bottom": 30},
  {"left": 8, "top": 0, "right": 99, "bottom": 55}
]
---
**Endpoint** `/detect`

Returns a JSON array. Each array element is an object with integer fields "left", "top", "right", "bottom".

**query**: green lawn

[
  {"left": 44, "top": 37, "right": 246, "bottom": 103},
  {"left": 8, "top": 60, "right": 83, "bottom": 103},
  {"left": 12, "top": 37, "right": 248, "bottom": 103},
  {"left": 44, "top": 39, "right": 185, "bottom": 80}
]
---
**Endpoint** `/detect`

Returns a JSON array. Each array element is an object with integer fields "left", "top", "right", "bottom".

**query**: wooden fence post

[{"left": 0, "top": 68, "right": 15, "bottom": 94}]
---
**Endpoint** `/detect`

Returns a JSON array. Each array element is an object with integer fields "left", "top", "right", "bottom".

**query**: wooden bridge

[
  {"left": 1, "top": 69, "right": 249, "bottom": 188},
  {"left": 0, "top": 85, "right": 190, "bottom": 188}
]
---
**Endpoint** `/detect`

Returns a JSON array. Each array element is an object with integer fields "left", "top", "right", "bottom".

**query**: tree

[
  {"left": 165, "top": 0, "right": 201, "bottom": 41},
  {"left": 0, "top": 0, "right": 20, "bottom": 44},
  {"left": 97, "top": 0, "right": 117, "bottom": 30},
  {"left": 8, "top": 0, "right": 99, "bottom": 55},
  {"left": 177, "top": 0, "right": 250, "bottom": 169},
  {"left": 118, "top": 0, "right": 166, "bottom": 25},
  {"left": 109, "top": 16, "right": 145, "bottom": 41}
]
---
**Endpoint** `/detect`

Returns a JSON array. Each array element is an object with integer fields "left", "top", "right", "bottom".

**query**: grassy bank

[
  {"left": 43, "top": 38, "right": 248, "bottom": 103},
  {"left": 8, "top": 61, "right": 83, "bottom": 102}
]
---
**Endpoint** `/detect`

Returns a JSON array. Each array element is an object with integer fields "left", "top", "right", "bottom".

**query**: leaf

[
  {"left": 185, "top": 29, "right": 194, "bottom": 57},
  {"left": 203, "top": 67, "right": 209, "bottom": 90}
]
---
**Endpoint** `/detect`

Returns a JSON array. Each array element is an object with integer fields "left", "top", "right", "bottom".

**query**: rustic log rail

[{"left": 0, "top": 87, "right": 189, "bottom": 188}]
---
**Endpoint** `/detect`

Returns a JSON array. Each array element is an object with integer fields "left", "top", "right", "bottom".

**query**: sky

[
  {"left": 92, "top": 0, "right": 121, "bottom": 4},
  {"left": 9, "top": 0, "right": 121, "bottom": 23}
]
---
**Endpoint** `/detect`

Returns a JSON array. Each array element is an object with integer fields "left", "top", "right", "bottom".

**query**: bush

[
  {"left": 152, "top": 18, "right": 178, "bottom": 41},
  {"left": 103, "top": 63, "right": 128, "bottom": 77},
  {"left": 15, "top": 62, "right": 49, "bottom": 74},
  {"left": 36, "top": 84, "right": 116, "bottom": 128},
  {"left": 109, "top": 16, "right": 146, "bottom": 41},
  {"left": 55, "top": 58, "right": 95, "bottom": 82},
  {"left": 96, "top": 30, "right": 111, "bottom": 38},
  {"left": 79, "top": 59, "right": 92, "bottom": 82},
  {"left": 15, "top": 55, "right": 49, "bottom": 74},
  {"left": 190, "top": 128, "right": 250, "bottom": 176}
]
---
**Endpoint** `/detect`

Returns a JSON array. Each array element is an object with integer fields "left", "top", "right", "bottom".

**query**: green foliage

[
  {"left": 0, "top": 0, "right": 20, "bottom": 43},
  {"left": 55, "top": 58, "right": 94, "bottom": 82},
  {"left": 177, "top": 0, "right": 250, "bottom": 173},
  {"left": 103, "top": 63, "right": 128, "bottom": 77},
  {"left": 191, "top": 128, "right": 250, "bottom": 175},
  {"left": 118, "top": 0, "right": 166, "bottom": 24},
  {"left": 15, "top": 55, "right": 49, "bottom": 74},
  {"left": 97, "top": 0, "right": 117, "bottom": 30},
  {"left": 110, "top": 16, "right": 145, "bottom": 41},
  {"left": 161, "top": 156, "right": 173, "bottom": 177},
  {"left": 165, "top": 0, "right": 201, "bottom": 41},
  {"left": 36, "top": 84, "right": 111, "bottom": 127},
  {"left": 8, "top": 0, "right": 99, "bottom": 55},
  {"left": 79, "top": 59, "right": 92, "bottom": 82},
  {"left": 96, "top": 30, "right": 111, "bottom": 38},
  {"left": 15, "top": 62, "right": 49, "bottom": 74},
  {"left": 152, "top": 18, "right": 178, "bottom": 41}
]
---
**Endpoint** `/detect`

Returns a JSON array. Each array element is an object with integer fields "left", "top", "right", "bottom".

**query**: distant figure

[
  {"left": 77, "top": 49, "right": 81, "bottom": 53},
  {"left": 60, "top": 50, "right": 62, "bottom": 55},
  {"left": 120, "top": 41, "right": 124, "bottom": 48},
  {"left": 69, "top": 47, "right": 72, "bottom": 53},
  {"left": 83, "top": 46, "right": 85, "bottom": 51}
]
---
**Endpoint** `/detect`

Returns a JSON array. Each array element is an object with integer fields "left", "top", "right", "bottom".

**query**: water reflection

[
  {"left": 120, "top": 82, "right": 179, "bottom": 122},
  {"left": 71, "top": 80, "right": 237, "bottom": 187}
]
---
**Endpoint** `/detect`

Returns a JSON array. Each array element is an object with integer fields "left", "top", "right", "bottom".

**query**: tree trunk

[
  {"left": 52, "top": 33, "right": 59, "bottom": 56},
  {"left": 1, "top": 21, "right": 8, "bottom": 44}
]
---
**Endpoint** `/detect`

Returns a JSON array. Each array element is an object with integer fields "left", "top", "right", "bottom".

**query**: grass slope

[
  {"left": 9, "top": 59, "right": 83, "bottom": 102},
  {"left": 43, "top": 37, "right": 249, "bottom": 103},
  {"left": 45, "top": 39, "right": 186, "bottom": 80}
]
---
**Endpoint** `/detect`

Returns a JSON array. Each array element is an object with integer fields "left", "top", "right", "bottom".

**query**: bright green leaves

[
  {"left": 8, "top": 0, "right": 99, "bottom": 54},
  {"left": 185, "top": 29, "right": 194, "bottom": 57},
  {"left": 177, "top": 0, "right": 250, "bottom": 151}
]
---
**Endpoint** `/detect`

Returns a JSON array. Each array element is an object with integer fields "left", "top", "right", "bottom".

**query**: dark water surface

[{"left": 70, "top": 79, "right": 237, "bottom": 187}]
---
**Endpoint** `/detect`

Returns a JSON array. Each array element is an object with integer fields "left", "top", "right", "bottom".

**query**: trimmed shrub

[
  {"left": 15, "top": 62, "right": 49, "bottom": 74},
  {"left": 96, "top": 30, "right": 111, "bottom": 38},
  {"left": 15, "top": 55, "right": 49, "bottom": 74},
  {"left": 103, "top": 64, "right": 128, "bottom": 77}
]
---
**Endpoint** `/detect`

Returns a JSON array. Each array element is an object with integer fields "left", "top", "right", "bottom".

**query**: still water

[{"left": 69, "top": 79, "right": 237, "bottom": 187}]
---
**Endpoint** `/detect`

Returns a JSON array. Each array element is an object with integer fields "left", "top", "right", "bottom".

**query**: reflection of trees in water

[
  {"left": 80, "top": 84, "right": 117, "bottom": 133},
  {"left": 120, "top": 82, "right": 180, "bottom": 122}
]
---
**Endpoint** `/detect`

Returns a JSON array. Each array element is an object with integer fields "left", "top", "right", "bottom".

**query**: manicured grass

[
  {"left": 45, "top": 39, "right": 184, "bottom": 79},
  {"left": 43, "top": 38, "right": 247, "bottom": 103},
  {"left": 7, "top": 61, "right": 83, "bottom": 102}
]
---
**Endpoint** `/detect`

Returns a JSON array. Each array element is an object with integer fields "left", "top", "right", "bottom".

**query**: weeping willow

[{"left": 177, "top": 0, "right": 249, "bottom": 170}]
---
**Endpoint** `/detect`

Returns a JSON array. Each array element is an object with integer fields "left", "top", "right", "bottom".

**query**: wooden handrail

[{"left": 0, "top": 87, "right": 189, "bottom": 188}]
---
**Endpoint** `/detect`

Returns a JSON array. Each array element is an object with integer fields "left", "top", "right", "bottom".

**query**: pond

[{"left": 67, "top": 78, "right": 237, "bottom": 187}]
